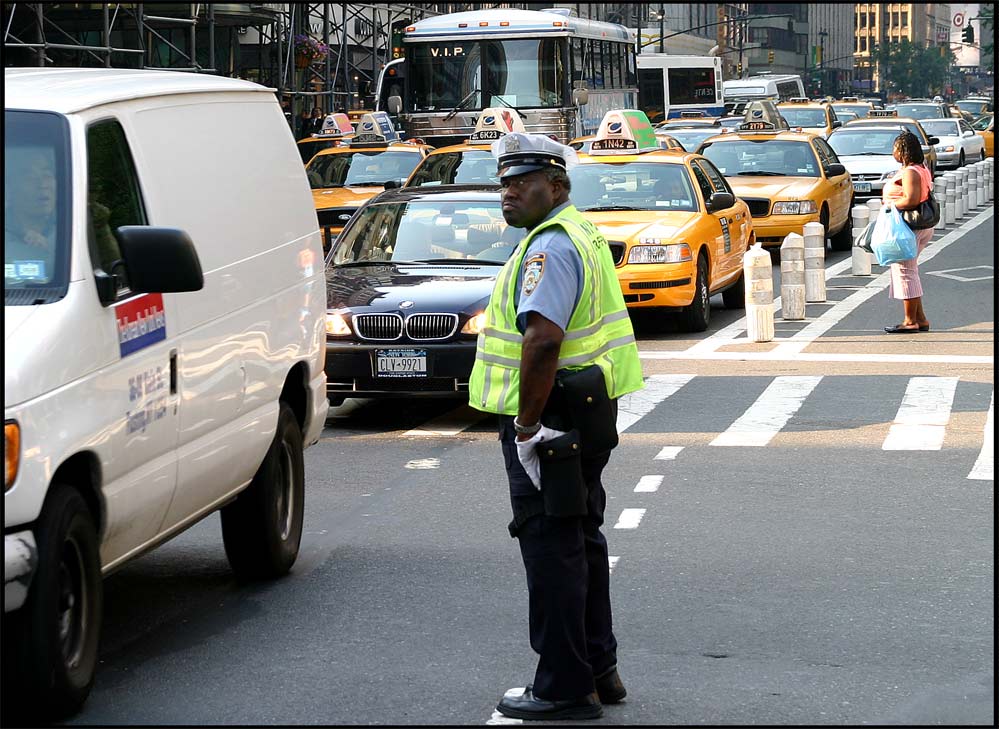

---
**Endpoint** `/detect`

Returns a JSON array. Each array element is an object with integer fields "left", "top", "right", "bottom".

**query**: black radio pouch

[
  {"left": 538, "top": 428, "right": 587, "bottom": 517},
  {"left": 553, "top": 365, "right": 618, "bottom": 456}
]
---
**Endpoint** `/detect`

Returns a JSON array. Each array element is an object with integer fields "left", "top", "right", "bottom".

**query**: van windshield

[{"left": 4, "top": 111, "right": 72, "bottom": 305}]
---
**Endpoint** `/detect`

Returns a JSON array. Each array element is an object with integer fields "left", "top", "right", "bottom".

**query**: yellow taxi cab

[
  {"left": 306, "top": 111, "right": 434, "bottom": 251},
  {"left": 404, "top": 107, "right": 526, "bottom": 187},
  {"left": 571, "top": 132, "right": 684, "bottom": 154},
  {"left": 296, "top": 112, "right": 354, "bottom": 164},
  {"left": 777, "top": 97, "right": 841, "bottom": 138},
  {"left": 697, "top": 100, "right": 854, "bottom": 251},
  {"left": 571, "top": 109, "right": 754, "bottom": 332},
  {"left": 831, "top": 97, "right": 874, "bottom": 120},
  {"left": 972, "top": 113, "right": 994, "bottom": 157}
]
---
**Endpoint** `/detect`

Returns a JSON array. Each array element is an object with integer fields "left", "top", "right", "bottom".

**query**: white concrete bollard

[
  {"left": 988, "top": 159, "right": 994, "bottom": 201},
  {"left": 850, "top": 204, "right": 872, "bottom": 275},
  {"left": 955, "top": 169, "right": 966, "bottom": 218},
  {"left": 743, "top": 242, "right": 774, "bottom": 343},
  {"left": 780, "top": 233, "right": 806, "bottom": 320},
  {"left": 961, "top": 168, "right": 971, "bottom": 214},
  {"left": 975, "top": 163, "right": 985, "bottom": 207},
  {"left": 968, "top": 165, "right": 979, "bottom": 209},
  {"left": 802, "top": 221, "right": 826, "bottom": 303},
  {"left": 866, "top": 198, "right": 882, "bottom": 226},
  {"left": 944, "top": 173, "right": 956, "bottom": 224},
  {"left": 933, "top": 179, "right": 947, "bottom": 231}
]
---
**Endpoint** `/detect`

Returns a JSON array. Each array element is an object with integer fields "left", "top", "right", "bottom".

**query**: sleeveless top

[{"left": 883, "top": 163, "right": 932, "bottom": 204}]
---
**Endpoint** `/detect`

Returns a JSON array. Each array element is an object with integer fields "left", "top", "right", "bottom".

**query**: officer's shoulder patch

[{"left": 522, "top": 253, "right": 545, "bottom": 296}]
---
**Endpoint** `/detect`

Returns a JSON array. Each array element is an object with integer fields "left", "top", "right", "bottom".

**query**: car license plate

[
  {"left": 853, "top": 181, "right": 872, "bottom": 193},
  {"left": 376, "top": 349, "right": 427, "bottom": 378}
]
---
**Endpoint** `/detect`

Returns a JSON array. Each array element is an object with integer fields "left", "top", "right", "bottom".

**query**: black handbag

[
  {"left": 901, "top": 190, "right": 940, "bottom": 230},
  {"left": 538, "top": 429, "right": 588, "bottom": 517}
]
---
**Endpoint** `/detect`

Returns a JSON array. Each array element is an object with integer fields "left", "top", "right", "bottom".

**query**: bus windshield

[{"left": 409, "top": 38, "right": 565, "bottom": 112}]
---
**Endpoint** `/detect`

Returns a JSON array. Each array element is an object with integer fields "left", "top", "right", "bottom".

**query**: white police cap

[{"left": 491, "top": 132, "right": 578, "bottom": 179}]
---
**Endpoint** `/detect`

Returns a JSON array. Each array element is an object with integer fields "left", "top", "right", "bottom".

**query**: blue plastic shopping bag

[{"left": 869, "top": 203, "right": 918, "bottom": 265}]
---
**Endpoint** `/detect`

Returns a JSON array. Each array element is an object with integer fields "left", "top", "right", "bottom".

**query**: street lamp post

[
  {"left": 818, "top": 31, "right": 828, "bottom": 97},
  {"left": 659, "top": 4, "right": 665, "bottom": 54}
]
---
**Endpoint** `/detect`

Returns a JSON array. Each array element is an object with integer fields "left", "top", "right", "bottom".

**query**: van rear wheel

[
  {"left": 7, "top": 485, "right": 102, "bottom": 721},
  {"left": 221, "top": 402, "right": 305, "bottom": 581}
]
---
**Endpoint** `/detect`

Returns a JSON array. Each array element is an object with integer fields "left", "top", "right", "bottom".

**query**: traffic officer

[{"left": 468, "top": 132, "right": 644, "bottom": 721}]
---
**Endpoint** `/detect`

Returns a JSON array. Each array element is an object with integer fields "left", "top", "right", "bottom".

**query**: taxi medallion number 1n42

[{"left": 376, "top": 348, "right": 428, "bottom": 377}]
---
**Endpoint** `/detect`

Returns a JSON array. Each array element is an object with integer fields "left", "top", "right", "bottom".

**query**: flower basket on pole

[{"left": 293, "top": 34, "right": 329, "bottom": 69}]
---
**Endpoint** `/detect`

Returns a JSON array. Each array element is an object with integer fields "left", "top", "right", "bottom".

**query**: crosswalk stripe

[
  {"left": 613, "top": 508, "right": 646, "bottom": 529},
  {"left": 617, "top": 374, "right": 694, "bottom": 433},
  {"left": 655, "top": 446, "right": 684, "bottom": 460},
  {"left": 608, "top": 556, "right": 620, "bottom": 574},
  {"left": 967, "top": 391, "right": 994, "bottom": 480},
  {"left": 882, "top": 377, "right": 958, "bottom": 451},
  {"left": 634, "top": 475, "right": 663, "bottom": 492},
  {"left": 710, "top": 376, "right": 822, "bottom": 447},
  {"left": 403, "top": 403, "right": 487, "bottom": 436}
]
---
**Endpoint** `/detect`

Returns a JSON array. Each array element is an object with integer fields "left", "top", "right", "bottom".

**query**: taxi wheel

[
  {"left": 221, "top": 402, "right": 305, "bottom": 581},
  {"left": 680, "top": 255, "right": 710, "bottom": 332},
  {"left": 10, "top": 485, "right": 102, "bottom": 721},
  {"left": 829, "top": 215, "right": 853, "bottom": 252}
]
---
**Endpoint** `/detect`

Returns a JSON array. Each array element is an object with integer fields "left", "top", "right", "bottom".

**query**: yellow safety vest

[{"left": 469, "top": 204, "right": 643, "bottom": 415}]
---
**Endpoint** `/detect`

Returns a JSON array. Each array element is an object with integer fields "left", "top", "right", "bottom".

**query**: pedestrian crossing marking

[
  {"left": 634, "top": 475, "right": 663, "bottom": 493},
  {"left": 617, "top": 374, "right": 694, "bottom": 433},
  {"left": 403, "top": 403, "right": 487, "bottom": 436},
  {"left": 882, "top": 377, "right": 958, "bottom": 450},
  {"left": 608, "top": 556, "right": 620, "bottom": 574},
  {"left": 613, "top": 508, "right": 646, "bottom": 529},
  {"left": 655, "top": 446, "right": 684, "bottom": 460},
  {"left": 710, "top": 376, "right": 822, "bottom": 447},
  {"left": 967, "top": 391, "right": 994, "bottom": 480}
]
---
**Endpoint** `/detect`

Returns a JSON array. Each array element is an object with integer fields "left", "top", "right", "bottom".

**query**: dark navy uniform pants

[{"left": 499, "top": 414, "right": 618, "bottom": 701}]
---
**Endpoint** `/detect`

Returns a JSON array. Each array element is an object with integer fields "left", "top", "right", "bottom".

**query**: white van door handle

[{"left": 169, "top": 350, "right": 178, "bottom": 395}]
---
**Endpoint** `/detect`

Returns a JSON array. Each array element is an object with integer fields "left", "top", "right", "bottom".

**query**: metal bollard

[
  {"left": 780, "top": 233, "right": 806, "bottom": 320},
  {"left": 850, "top": 204, "right": 872, "bottom": 275},
  {"left": 802, "top": 221, "right": 826, "bottom": 303},
  {"left": 743, "top": 242, "right": 774, "bottom": 342},
  {"left": 933, "top": 179, "right": 947, "bottom": 231},
  {"left": 944, "top": 173, "right": 956, "bottom": 224}
]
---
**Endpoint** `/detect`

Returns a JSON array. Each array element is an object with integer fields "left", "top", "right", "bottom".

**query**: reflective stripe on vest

[{"left": 468, "top": 204, "right": 643, "bottom": 415}]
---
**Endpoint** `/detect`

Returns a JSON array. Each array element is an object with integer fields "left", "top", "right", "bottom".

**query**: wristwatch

[{"left": 513, "top": 417, "right": 542, "bottom": 435}]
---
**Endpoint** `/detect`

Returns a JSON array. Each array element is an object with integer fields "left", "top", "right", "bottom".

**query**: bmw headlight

[
  {"left": 627, "top": 243, "right": 692, "bottom": 264},
  {"left": 772, "top": 200, "right": 818, "bottom": 215},
  {"left": 325, "top": 312, "right": 352, "bottom": 336},
  {"left": 461, "top": 312, "right": 487, "bottom": 335}
]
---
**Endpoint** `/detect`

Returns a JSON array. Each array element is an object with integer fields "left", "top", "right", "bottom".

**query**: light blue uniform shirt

[{"left": 513, "top": 201, "right": 585, "bottom": 334}]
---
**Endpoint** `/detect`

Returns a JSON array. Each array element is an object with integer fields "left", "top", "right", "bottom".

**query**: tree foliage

[
  {"left": 869, "top": 39, "right": 955, "bottom": 98},
  {"left": 981, "top": 5, "right": 994, "bottom": 59}
]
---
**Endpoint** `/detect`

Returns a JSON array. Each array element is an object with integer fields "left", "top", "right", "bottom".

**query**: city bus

[
  {"left": 383, "top": 7, "right": 637, "bottom": 147},
  {"left": 636, "top": 55, "right": 725, "bottom": 124}
]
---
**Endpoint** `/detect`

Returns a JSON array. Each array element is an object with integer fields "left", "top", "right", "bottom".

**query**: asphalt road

[{"left": 67, "top": 205, "right": 994, "bottom": 726}]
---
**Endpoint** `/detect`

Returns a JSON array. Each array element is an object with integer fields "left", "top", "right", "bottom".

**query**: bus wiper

[
  {"left": 491, "top": 96, "right": 528, "bottom": 120},
  {"left": 443, "top": 89, "right": 481, "bottom": 122},
  {"left": 582, "top": 205, "right": 640, "bottom": 211},
  {"left": 737, "top": 171, "right": 788, "bottom": 176}
]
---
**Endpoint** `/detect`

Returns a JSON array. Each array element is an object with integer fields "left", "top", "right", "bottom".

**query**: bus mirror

[
  {"left": 573, "top": 87, "right": 589, "bottom": 106},
  {"left": 387, "top": 95, "right": 402, "bottom": 115}
]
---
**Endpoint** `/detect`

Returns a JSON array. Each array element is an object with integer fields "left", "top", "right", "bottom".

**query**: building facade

[{"left": 807, "top": 4, "right": 857, "bottom": 98}]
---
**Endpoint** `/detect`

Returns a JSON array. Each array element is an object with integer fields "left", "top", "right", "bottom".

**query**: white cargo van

[{"left": 3, "top": 68, "right": 329, "bottom": 719}]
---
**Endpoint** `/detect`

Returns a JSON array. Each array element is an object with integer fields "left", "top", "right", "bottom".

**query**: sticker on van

[{"left": 115, "top": 293, "right": 167, "bottom": 357}]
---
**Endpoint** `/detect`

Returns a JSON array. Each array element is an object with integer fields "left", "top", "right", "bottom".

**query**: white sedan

[
  {"left": 920, "top": 118, "right": 987, "bottom": 169},
  {"left": 826, "top": 126, "right": 902, "bottom": 203}
]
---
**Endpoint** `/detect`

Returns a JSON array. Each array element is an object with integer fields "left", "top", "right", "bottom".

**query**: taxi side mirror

[
  {"left": 387, "top": 96, "right": 402, "bottom": 115},
  {"left": 927, "top": 136, "right": 940, "bottom": 145},
  {"left": 825, "top": 163, "right": 847, "bottom": 177},
  {"left": 705, "top": 191, "right": 735, "bottom": 212},
  {"left": 832, "top": 120, "right": 842, "bottom": 128}
]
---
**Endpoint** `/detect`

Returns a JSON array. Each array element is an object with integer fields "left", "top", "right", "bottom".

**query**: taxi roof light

[
  {"left": 315, "top": 112, "right": 354, "bottom": 138},
  {"left": 737, "top": 100, "right": 790, "bottom": 132},
  {"left": 350, "top": 111, "right": 401, "bottom": 146},
  {"left": 468, "top": 107, "right": 526, "bottom": 142},
  {"left": 589, "top": 109, "right": 660, "bottom": 155}
]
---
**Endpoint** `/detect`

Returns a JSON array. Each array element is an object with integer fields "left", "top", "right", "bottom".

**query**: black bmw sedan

[{"left": 323, "top": 186, "right": 521, "bottom": 406}]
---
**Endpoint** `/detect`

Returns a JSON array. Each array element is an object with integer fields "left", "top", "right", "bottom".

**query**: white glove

[{"left": 515, "top": 425, "right": 567, "bottom": 489}]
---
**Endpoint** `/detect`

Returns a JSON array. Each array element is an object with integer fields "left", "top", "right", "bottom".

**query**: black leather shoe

[
  {"left": 496, "top": 688, "right": 602, "bottom": 721},
  {"left": 595, "top": 666, "right": 627, "bottom": 704}
]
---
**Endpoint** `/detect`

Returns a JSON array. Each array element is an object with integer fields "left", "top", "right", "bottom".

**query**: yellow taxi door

[
  {"left": 692, "top": 159, "right": 748, "bottom": 288},
  {"left": 813, "top": 137, "right": 853, "bottom": 234}
]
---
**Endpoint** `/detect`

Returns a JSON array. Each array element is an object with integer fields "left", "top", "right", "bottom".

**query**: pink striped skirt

[{"left": 889, "top": 227, "right": 934, "bottom": 300}]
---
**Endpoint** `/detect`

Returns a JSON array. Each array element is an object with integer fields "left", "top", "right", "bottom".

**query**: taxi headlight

[
  {"left": 461, "top": 312, "right": 487, "bottom": 335},
  {"left": 627, "top": 243, "right": 692, "bottom": 264},
  {"left": 326, "top": 312, "right": 352, "bottom": 336},
  {"left": 5, "top": 421, "right": 20, "bottom": 492},
  {"left": 772, "top": 200, "right": 818, "bottom": 215}
]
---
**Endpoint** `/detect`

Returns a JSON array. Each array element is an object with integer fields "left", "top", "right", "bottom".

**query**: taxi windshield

[
  {"left": 892, "top": 103, "right": 944, "bottom": 120},
  {"left": 779, "top": 108, "right": 828, "bottom": 127},
  {"left": 332, "top": 199, "right": 516, "bottom": 265},
  {"left": 4, "top": 110, "right": 72, "bottom": 305},
  {"left": 307, "top": 150, "right": 422, "bottom": 188},
  {"left": 831, "top": 104, "right": 870, "bottom": 119},
  {"left": 972, "top": 115, "right": 993, "bottom": 131},
  {"left": 407, "top": 149, "right": 499, "bottom": 187},
  {"left": 569, "top": 163, "right": 698, "bottom": 212},
  {"left": 660, "top": 128, "right": 721, "bottom": 152},
  {"left": 699, "top": 139, "right": 820, "bottom": 177},
  {"left": 827, "top": 129, "right": 898, "bottom": 156},
  {"left": 918, "top": 119, "right": 961, "bottom": 138}
]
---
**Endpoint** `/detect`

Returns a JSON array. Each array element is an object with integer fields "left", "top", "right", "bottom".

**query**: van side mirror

[
  {"left": 387, "top": 95, "right": 402, "bottom": 115},
  {"left": 826, "top": 163, "right": 847, "bottom": 177},
  {"left": 572, "top": 85, "right": 589, "bottom": 106},
  {"left": 115, "top": 226, "right": 204, "bottom": 294},
  {"left": 705, "top": 191, "right": 735, "bottom": 212}
]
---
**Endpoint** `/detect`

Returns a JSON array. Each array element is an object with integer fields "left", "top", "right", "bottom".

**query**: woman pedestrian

[{"left": 882, "top": 130, "right": 935, "bottom": 333}]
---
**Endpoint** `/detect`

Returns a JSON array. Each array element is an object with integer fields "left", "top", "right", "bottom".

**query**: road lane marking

[
  {"left": 404, "top": 458, "right": 440, "bottom": 469},
  {"left": 487, "top": 688, "right": 526, "bottom": 725},
  {"left": 634, "top": 475, "right": 664, "bottom": 492},
  {"left": 613, "top": 508, "right": 646, "bottom": 529},
  {"left": 882, "top": 377, "right": 959, "bottom": 451},
  {"left": 617, "top": 374, "right": 695, "bottom": 432},
  {"left": 639, "top": 351, "right": 993, "bottom": 364},
  {"left": 655, "top": 446, "right": 685, "bottom": 460},
  {"left": 710, "top": 376, "right": 823, "bottom": 447},
  {"left": 968, "top": 391, "right": 994, "bottom": 480},
  {"left": 608, "top": 556, "right": 620, "bottom": 574},
  {"left": 404, "top": 403, "right": 487, "bottom": 436}
]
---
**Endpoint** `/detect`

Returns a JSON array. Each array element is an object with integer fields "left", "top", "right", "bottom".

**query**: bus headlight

[
  {"left": 5, "top": 421, "right": 20, "bottom": 492},
  {"left": 326, "top": 312, "right": 352, "bottom": 336},
  {"left": 772, "top": 200, "right": 818, "bottom": 215},
  {"left": 627, "top": 243, "right": 691, "bottom": 264},
  {"left": 461, "top": 312, "right": 487, "bottom": 335}
]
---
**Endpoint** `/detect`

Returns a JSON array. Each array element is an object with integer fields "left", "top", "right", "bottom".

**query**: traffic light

[
  {"left": 737, "top": 62, "right": 743, "bottom": 75},
  {"left": 962, "top": 25, "right": 975, "bottom": 44},
  {"left": 768, "top": 50, "right": 775, "bottom": 64},
  {"left": 391, "top": 19, "right": 409, "bottom": 59}
]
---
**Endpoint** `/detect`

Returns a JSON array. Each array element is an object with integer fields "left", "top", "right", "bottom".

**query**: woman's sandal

[{"left": 884, "top": 324, "right": 922, "bottom": 334}]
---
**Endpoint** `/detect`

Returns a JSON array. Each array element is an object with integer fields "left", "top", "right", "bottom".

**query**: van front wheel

[
  {"left": 10, "top": 485, "right": 102, "bottom": 721},
  {"left": 221, "top": 402, "right": 305, "bottom": 580}
]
